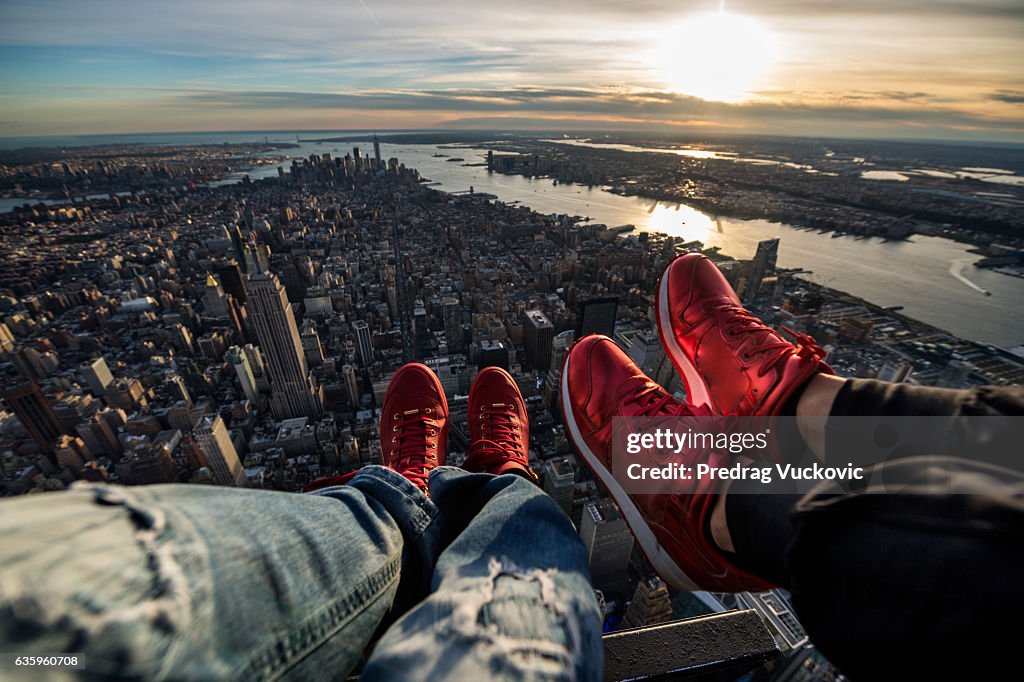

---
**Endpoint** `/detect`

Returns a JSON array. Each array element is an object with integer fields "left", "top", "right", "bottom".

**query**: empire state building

[{"left": 246, "top": 269, "right": 323, "bottom": 420}]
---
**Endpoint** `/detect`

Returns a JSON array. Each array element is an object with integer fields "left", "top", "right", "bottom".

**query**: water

[{"left": 2, "top": 131, "right": 1022, "bottom": 347}]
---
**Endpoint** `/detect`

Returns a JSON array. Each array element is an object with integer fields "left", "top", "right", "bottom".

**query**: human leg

[
  {"left": 362, "top": 467, "right": 603, "bottom": 682},
  {"left": 722, "top": 456, "right": 1024, "bottom": 681},
  {"left": 362, "top": 365, "right": 602, "bottom": 681},
  {"left": 0, "top": 468, "right": 437, "bottom": 681},
  {"left": 0, "top": 362, "right": 455, "bottom": 680}
]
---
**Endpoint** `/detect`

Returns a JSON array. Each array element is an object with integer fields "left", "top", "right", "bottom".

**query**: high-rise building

[
  {"left": 246, "top": 270, "right": 323, "bottom": 420},
  {"left": 3, "top": 381, "right": 66, "bottom": 459},
  {"left": 216, "top": 262, "right": 248, "bottom": 305},
  {"left": 542, "top": 456, "right": 575, "bottom": 516},
  {"left": 342, "top": 364, "right": 360, "bottom": 406},
  {"left": 576, "top": 296, "right": 618, "bottom": 338},
  {"left": 226, "top": 345, "right": 260, "bottom": 403},
  {"left": 622, "top": 577, "right": 673, "bottom": 629},
  {"left": 523, "top": 310, "right": 555, "bottom": 371},
  {"left": 543, "top": 330, "right": 575, "bottom": 413},
  {"left": 353, "top": 320, "right": 374, "bottom": 369},
  {"left": 81, "top": 356, "right": 114, "bottom": 396},
  {"left": 193, "top": 414, "right": 248, "bottom": 487},
  {"left": 373, "top": 133, "right": 382, "bottom": 167},
  {"left": 203, "top": 273, "right": 230, "bottom": 318},
  {"left": 743, "top": 238, "right": 779, "bottom": 305},
  {"left": 579, "top": 499, "right": 635, "bottom": 598},
  {"left": 442, "top": 296, "right": 463, "bottom": 353}
]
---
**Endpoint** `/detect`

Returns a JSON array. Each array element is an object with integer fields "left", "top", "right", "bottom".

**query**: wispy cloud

[{"left": 0, "top": 1, "right": 1021, "bottom": 140}]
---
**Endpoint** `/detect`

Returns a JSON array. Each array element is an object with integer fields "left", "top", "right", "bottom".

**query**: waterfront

[{"left": 3, "top": 132, "right": 1022, "bottom": 347}]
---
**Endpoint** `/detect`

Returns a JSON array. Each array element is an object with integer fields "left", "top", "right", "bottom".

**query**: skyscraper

[
  {"left": 2, "top": 381, "right": 66, "bottom": 459},
  {"left": 226, "top": 345, "right": 260, "bottom": 403},
  {"left": 353, "top": 319, "right": 374, "bottom": 369},
  {"left": 580, "top": 499, "right": 635, "bottom": 598},
  {"left": 342, "top": 363, "right": 360, "bottom": 406},
  {"left": 193, "top": 414, "right": 248, "bottom": 487},
  {"left": 523, "top": 310, "right": 555, "bottom": 371},
  {"left": 246, "top": 270, "right": 323, "bottom": 420},
  {"left": 203, "top": 273, "right": 230, "bottom": 318},
  {"left": 542, "top": 456, "right": 575, "bottom": 516},
  {"left": 442, "top": 296, "right": 463, "bottom": 353},
  {"left": 80, "top": 356, "right": 114, "bottom": 396},
  {"left": 743, "top": 237, "right": 779, "bottom": 305},
  {"left": 576, "top": 296, "right": 618, "bottom": 338},
  {"left": 373, "top": 133, "right": 382, "bottom": 167}
]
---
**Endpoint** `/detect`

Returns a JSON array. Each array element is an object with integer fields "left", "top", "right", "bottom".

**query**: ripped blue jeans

[{"left": 0, "top": 466, "right": 602, "bottom": 680}]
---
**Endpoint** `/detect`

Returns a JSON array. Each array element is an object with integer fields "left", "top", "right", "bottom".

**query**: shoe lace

[
  {"left": 622, "top": 377, "right": 704, "bottom": 417},
  {"left": 713, "top": 302, "right": 827, "bottom": 376},
  {"left": 466, "top": 403, "right": 528, "bottom": 470},
  {"left": 389, "top": 409, "right": 440, "bottom": 490}
]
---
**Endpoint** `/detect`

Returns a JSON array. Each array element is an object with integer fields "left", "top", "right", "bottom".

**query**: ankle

[
  {"left": 709, "top": 485, "right": 735, "bottom": 553},
  {"left": 795, "top": 373, "right": 846, "bottom": 460}
]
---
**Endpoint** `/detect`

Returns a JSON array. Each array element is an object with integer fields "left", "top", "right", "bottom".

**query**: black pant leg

[{"left": 726, "top": 456, "right": 1024, "bottom": 681}]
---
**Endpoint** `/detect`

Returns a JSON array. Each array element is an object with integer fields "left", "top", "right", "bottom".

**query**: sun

[{"left": 649, "top": 11, "right": 779, "bottom": 102}]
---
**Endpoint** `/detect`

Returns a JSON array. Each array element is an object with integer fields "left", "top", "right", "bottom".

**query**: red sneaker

[
  {"left": 561, "top": 334, "right": 774, "bottom": 592},
  {"left": 380, "top": 363, "right": 448, "bottom": 493},
  {"left": 463, "top": 367, "right": 538, "bottom": 482},
  {"left": 657, "top": 253, "right": 831, "bottom": 416}
]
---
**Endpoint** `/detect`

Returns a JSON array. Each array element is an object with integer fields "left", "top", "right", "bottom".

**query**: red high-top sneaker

[
  {"left": 561, "top": 334, "right": 774, "bottom": 592},
  {"left": 657, "top": 253, "right": 831, "bottom": 416},
  {"left": 463, "top": 367, "right": 538, "bottom": 482},
  {"left": 380, "top": 363, "right": 449, "bottom": 493}
]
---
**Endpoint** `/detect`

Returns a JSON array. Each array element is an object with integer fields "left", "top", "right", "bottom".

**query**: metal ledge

[{"left": 602, "top": 609, "right": 780, "bottom": 681}]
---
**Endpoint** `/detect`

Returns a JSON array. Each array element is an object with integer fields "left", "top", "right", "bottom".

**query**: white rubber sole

[
  {"left": 561, "top": 350, "right": 699, "bottom": 591},
  {"left": 657, "top": 265, "right": 712, "bottom": 410}
]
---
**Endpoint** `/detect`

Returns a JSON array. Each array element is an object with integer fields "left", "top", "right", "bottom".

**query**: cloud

[
  {"left": 990, "top": 90, "right": 1024, "bottom": 104},
  {"left": 170, "top": 85, "right": 1024, "bottom": 133}
]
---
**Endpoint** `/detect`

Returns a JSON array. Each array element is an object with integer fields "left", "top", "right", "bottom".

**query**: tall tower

[
  {"left": 743, "top": 238, "right": 779, "bottom": 306},
  {"left": 576, "top": 296, "right": 618, "bottom": 338},
  {"left": 246, "top": 270, "right": 323, "bottom": 420},
  {"left": 353, "top": 320, "right": 374, "bottom": 369},
  {"left": 442, "top": 296, "right": 463, "bottom": 353},
  {"left": 373, "top": 133, "right": 382, "bottom": 167},
  {"left": 580, "top": 499, "right": 635, "bottom": 598},
  {"left": 523, "top": 310, "right": 555, "bottom": 371},
  {"left": 81, "top": 356, "right": 115, "bottom": 396},
  {"left": 194, "top": 414, "right": 248, "bottom": 487},
  {"left": 204, "top": 273, "right": 230, "bottom": 318},
  {"left": 2, "top": 381, "right": 67, "bottom": 460}
]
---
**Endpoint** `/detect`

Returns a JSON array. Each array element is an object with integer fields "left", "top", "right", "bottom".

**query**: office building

[
  {"left": 622, "top": 578, "right": 673, "bottom": 629},
  {"left": 81, "top": 356, "right": 115, "bottom": 396},
  {"left": 576, "top": 296, "right": 618, "bottom": 338},
  {"left": 246, "top": 270, "right": 323, "bottom": 420},
  {"left": 353, "top": 319, "right": 374, "bottom": 369},
  {"left": 226, "top": 345, "right": 260, "bottom": 403},
  {"left": 743, "top": 238, "right": 779, "bottom": 305},
  {"left": 580, "top": 499, "right": 635, "bottom": 598},
  {"left": 523, "top": 309, "right": 554, "bottom": 371},
  {"left": 442, "top": 296, "right": 464, "bottom": 353},
  {"left": 3, "top": 381, "right": 66, "bottom": 459},
  {"left": 543, "top": 456, "right": 575, "bottom": 516},
  {"left": 342, "top": 364, "right": 360, "bottom": 406},
  {"left": 203, "top": 273, "right": 230, "bottom": 318},
  {"left": 193, "top": 414, "right": 248, "bottom": 487}
]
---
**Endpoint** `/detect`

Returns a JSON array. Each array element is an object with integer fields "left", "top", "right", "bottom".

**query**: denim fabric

[
  {"left": 363, "top": 467, "right": 603, "bottom": 682},
  {"left": 0, "top": 465, "right": 601, "bottom": 681}
]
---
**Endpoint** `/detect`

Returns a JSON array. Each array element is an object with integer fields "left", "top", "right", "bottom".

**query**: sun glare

[{"left": 650, "top": 11, "right": 779, "bottom": 102}]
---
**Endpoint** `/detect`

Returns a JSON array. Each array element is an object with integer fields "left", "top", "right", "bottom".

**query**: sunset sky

[{"left": 1, "top": 0, "right": 1021, "bottom": 141}]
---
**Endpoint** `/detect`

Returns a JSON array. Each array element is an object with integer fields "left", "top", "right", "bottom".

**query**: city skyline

[{"left": 0, "top": 1, "right": 1022, "bottom": 142}]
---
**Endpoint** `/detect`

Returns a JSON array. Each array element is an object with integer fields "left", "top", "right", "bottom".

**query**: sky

[{"left": 0, "top": 0, "right": 1022, "bottom": 142}]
